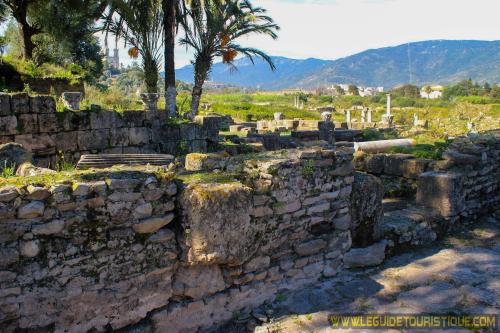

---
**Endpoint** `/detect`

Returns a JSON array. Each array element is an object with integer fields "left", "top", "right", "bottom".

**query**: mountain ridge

[{"left": 174, "top": 40, "right": 500, "bottom": 89}]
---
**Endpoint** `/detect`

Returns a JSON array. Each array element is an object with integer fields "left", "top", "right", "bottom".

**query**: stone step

[{"left": 76, "top": 154, "right": 174, "bottom": 169}]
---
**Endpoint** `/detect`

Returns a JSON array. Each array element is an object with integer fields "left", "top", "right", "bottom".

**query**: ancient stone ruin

[{"left": 0, "top": 91, "right": 499, "bottom": 333}]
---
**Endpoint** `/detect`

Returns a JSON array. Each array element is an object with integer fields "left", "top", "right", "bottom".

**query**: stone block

[
  {"left": 30, "top": 95, "right": 56, "bottom": 113},
  {"left": 110, "top": 128, "right": 130, "bottom": 147},
  {"left": 343, "top": 240, "right": 387, "bottom": 268},
  {"left": 180, "top": 123, "right": 202, "bottom": 140},
  {"left": 37, "top": 113, "right": 58, "bottom": 133},
  {"left": 122, "top": 111, "right": 145, "bottom": 127},
  {"left": 15, "top": 134, "right": 55, "bottom": 156},
  {"left": 10, "top": 93, "right": 30, "bottom": 114},
  {"left": 73, "top": 111, "right": 91, "bottom": 130},
  {"left": 416, "top": 171, "right": 464, "bottom": 217},
  {"left": 17, "top": 114, "right": 38, "bottom": 133},
  {"left": 0, "top": 116, "right": 18, "bottom": 135},
  {"left": 17, "top": 201, "right": 45, "bottom": 219},
  {"left": 185, "top": 152, "right": 228, "bottom": 171},
  {"left": 0, "top": 93, "right": 11, "bottom": 116},
  {"left": 90, "top": 111, "right": 124, "bottom": 129},
  {"left": 402, "top": 158, "right": 430, "bottom": 179},
  {"left": 350, "top": 172, "right": 384, "bottom": 246},
  {"left": 294, "top": 239, "right": 327, "bottom": 256},
  {"left": 77, "top": 129, "right": 110, "bottom": 151},
  {"left": 53, "top": 131, "right": 78, "bottom": 152},
  {"left": 383, "top": 154, "right": 414, "bottom": 176},
  {"left": 179, "top": 182, "right": 257, "bottom": 265},
  {"left": 365, "top": 154, "right": 385, "bottom": 174},
  {"left": 173, "top": 265, "right": 225, "bottom": 299},
  {"left": 132, "top": 214, "right": 174, "bottom": 234},
  {"left": 128, "top": 127, "right": 151, "bottom": 145}
]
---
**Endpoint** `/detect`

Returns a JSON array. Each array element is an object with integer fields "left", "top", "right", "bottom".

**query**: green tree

[
  {"left": 347, "top": 84, "right": 359, "bottom": 96},
  {"left": 103, "top": 0, "right": 164, "bottom": 93},
  {"left": 392, "top": 84, "right": 420, "bottom": 98},
  {"left": 335, "top": 85, "right": 344, "bottom": 96},
  {"left": 3, "top": 0, "right": 41, "bottom": 59},
  {"left": 179, "top": 0, "right": 279, "bottom": 118},
  {"left": 490, "top": 85, "right": 500, "bottom": 99}
]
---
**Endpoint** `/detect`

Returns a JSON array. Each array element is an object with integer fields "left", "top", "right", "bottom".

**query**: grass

[
  {"left": 3, "top": 55, "right": 85, "bottom": 84},
  {"left": 388, "top": 142, "right": 449, "bottom": 160},
  {"left": 0, "top": 165, "right": 173, "bottom": 188},
  {"left": 1, "top": 162, "right": 16, "bottom": 178},
  {"left": 176, "top": 172, "right": 240, "bottom": 185}
]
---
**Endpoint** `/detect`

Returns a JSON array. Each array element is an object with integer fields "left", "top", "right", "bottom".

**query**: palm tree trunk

[
  {"left": 188, "top": 59, "right": 210, "bottom": 119},
  {"left": 163, "top": 0, "right": 177, "bottom": 117},
  {"left": 143, "top": 54, "right": 158, "bottom": 93}
]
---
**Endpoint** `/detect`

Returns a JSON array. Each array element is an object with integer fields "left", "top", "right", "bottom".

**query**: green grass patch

[
  {"left": 388, "top": 142, "right": 449, "bottom": 160},
  {"left": 0, "top": 166, "right": 172, "bottom": 188},
  {"left": 176, "top": 172, "right": 240, "bottom": 185}
]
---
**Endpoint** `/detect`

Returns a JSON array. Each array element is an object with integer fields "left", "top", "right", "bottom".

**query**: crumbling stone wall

[
  {"left": 0, "top": 93, "right": 220, "bottom": 168},
  {"left": 0, "top": 146, "right": 355, "bottom": 332},
  {"left": 417, "top": 132, "right": 500, "bottom": 223},
  {"left": 353, "top": 152, "right": 431, "bottom": 197}
]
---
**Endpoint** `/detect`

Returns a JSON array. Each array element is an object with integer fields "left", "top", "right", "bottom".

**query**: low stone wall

[
  {"left": 0, "top": 146, "right": 355, "bottom": 332},
  {"left": 417, "top": 133, "right": 500, "bottom": 223},
  {"left": 0, "top": 93, "right": 220, "bottom": 167},
  {"left": 355, "top": 131, "right": 500, "bottom": 223},
  {"left": 353, "top": 152, "right": 432, "bottom": 197}
]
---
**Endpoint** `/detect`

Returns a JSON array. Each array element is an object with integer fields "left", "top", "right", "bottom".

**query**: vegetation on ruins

[
  {"left": 1, "top": 0, "right": 104, "bottom": 79},
  {"left": 102, "top": 0, "right": 164, "bottom": 93},
  {"left": 178, "top": 0, "right": 279, "bottom": 119}
]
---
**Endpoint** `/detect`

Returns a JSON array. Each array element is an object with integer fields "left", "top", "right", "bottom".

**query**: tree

[
  {"left": 335, "top": 85, "right": 344, "bottom": 96},
  {"left": 423, "top": 85, "right": 432, "bottom": 99},
  {"left": 103, "top": 0, "right": 164, "bottom": 93},
  {"left": 392, "top": 84, "right": 420, "bottom": 98},
  {"left": 347, "top": 84, "right": 359, "bottom": 96},
  {"left": 490, "top": 85, "right": 500, "bottom": 99},
  {"left": 3, "top": 0, "right": 41, "bottom": 59},
  {"left": 163, "top": 0, "right": 179, "bottom": 116},
  {"left": 179, "top": 0, "right": 279, "bottom": 118}
]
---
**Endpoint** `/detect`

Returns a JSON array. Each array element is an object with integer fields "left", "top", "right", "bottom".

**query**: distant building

[
  {"left": 105, "top": 48, "right": 120, "bottom": 70},
  {"left": 420, "top": 85, "right": 443, "bottom": 99}
]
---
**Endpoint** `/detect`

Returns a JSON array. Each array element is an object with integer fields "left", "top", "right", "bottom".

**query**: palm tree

[
  {"left": 163, "top": 0, "right": 178, "bottom": 116},
  {"left": 102, "top": 0, "right": 163, "bottom": 93},
  {"left": 179, "top": 0, "right": 279, "bottom": 119}
]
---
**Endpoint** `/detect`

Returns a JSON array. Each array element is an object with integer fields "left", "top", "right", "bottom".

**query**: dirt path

[{"left": 215, "top": 216, "right": 499, "bottom": 333}]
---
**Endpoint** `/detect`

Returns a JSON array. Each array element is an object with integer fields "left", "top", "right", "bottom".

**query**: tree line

[{"left": 0, "top": 0, "right": 279, "bottom": 118}]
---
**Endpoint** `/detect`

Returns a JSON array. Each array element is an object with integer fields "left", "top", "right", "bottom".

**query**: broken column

[
  {"left": 62, "top": 92, "right": 83, "bottom": 110},
  {"left": 140, "top": 93, "right": 160, "bottom": 111}
]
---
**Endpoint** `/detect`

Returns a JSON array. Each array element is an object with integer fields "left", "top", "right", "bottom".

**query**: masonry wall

[
  {"left": 0, "top": 93, "right": 220, "bottom": 167},
  {"left": 0, "top": 146, "right": 355, "bottom": 333},
  {"left": 416, "top": 132, "right": 500, "bottom": 223},
  {"left": 354, "top": 131, "right": 500, "bottom": 222}
]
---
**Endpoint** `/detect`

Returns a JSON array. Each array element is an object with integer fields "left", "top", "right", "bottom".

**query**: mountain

[{"left": 175, "top": 40, "right": 500, "bottom": 89}]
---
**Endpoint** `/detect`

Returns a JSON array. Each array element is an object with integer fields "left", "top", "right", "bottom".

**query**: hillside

[{"left": 175, "top": 40, "right": 500, "bottom": 89}]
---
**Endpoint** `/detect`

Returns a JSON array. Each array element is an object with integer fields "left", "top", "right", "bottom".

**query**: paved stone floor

[{"left": 216, "top": 215, "right": 499, "bottom": 333}]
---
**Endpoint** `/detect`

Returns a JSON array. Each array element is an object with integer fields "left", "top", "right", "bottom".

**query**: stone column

[
  {"left": 274, "top": 112, "right": 285, "bottom": 121},
  {"left": 345, "top": 109, "right": 351, "bottom": 123},
  {"left": 140, "top": 93, "right": 160, "bottom": 111},
  {"left": 386, "top": 94, "right": 391, "bottom": 116},
  {"left": 367, "top": 108, "right": 372, "bottom": 123},
  {"left": 62, "top": 92, "right": 83, "bottom": 110},
  {"left": 361, "top": 108, "right": 367, "bottom": 123},
  {"left": 413, "top": 113, "right": 418, "bottom": 126}
]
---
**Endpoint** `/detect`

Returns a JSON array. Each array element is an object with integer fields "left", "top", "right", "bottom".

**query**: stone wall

[
  {"left": 0, "top": 146, "right": 355, "bottom": 333},
  {"left": 353, "top": 152, "right": 431, "bottom": 197},
  {"left": 0, "top": 93, "right": 220, "bottom": 167},
  {"left": 355, "top": 131, "right": 500, "bottom": 222},
  {"left": 416, "top": 132, "right": 500, "bottom": 223}
]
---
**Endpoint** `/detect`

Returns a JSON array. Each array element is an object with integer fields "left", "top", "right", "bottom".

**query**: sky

[
  {"left": 4, "top": 0, "right": 500, "bottom": 68},
  {"left": 167, "top": 0, "right": 500, "bottom": 68}
]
